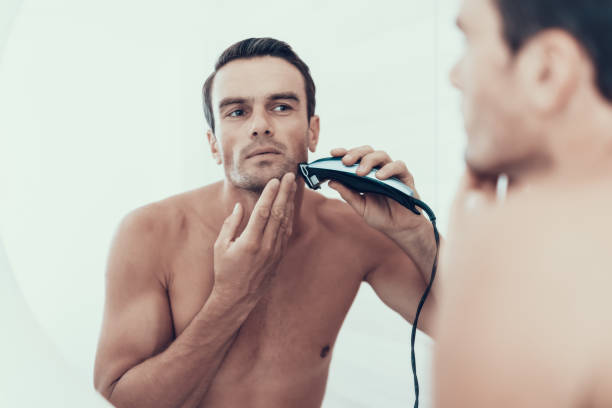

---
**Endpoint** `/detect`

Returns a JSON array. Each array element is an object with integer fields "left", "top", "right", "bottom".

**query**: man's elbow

[{"left": 93, "top": 369, "right": 120, "bottom": 402}]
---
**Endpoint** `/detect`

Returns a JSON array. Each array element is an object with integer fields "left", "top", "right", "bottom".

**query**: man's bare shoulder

[
  {"left": 111, "top": 182, "right": 224, "bottom": 277},
  {"left": 499, "top": 184, "right": 612, "bottom": 279},
  {"left": 302, "top": 190, "right": 404, "bottom": 257},
  {"left": 107, "top": 201, "right": 176, "bottom": 288},
  {"left": 125, "top": 182, "right": 224, "bottom": 237},
  {"left": 305, "top": 190, "right": 373, "bottom": 236},
  {"left": 446, "top": 183, "right": 612, "bottom": 371},
  {"left": 451, "top": 181, "right": 612, "bottom": 270},
  {"left": 438, "top": 182, "right": 612, "bottom": 406}
]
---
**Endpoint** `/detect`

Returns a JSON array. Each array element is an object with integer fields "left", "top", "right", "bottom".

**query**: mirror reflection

[{"left": 0, "top": 0, "right": 466, "bottom": 407}]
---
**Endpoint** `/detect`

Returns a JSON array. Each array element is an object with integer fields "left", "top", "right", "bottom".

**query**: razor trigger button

[{"left": 309, "top": 174, "right": 320, "bottom": 187}]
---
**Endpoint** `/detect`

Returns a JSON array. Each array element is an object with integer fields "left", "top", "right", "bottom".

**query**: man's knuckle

[
  {"left": 271, "top": 206, "right": 285, "bottom": 220},
  {"left": 256, "top": 206, "right": 271, "bottom": 219}
]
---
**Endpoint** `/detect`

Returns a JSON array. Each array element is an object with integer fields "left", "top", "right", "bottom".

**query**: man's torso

[{"left": 154, "top": 183, "right": 385, "bottom": 407}]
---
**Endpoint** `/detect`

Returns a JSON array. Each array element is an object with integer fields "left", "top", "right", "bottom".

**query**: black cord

[{"left": 409, "top": 198, "right": 440, "bottom": 408}]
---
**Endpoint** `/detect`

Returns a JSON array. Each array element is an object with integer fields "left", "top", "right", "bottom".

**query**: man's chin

[{"left": 229, "top": 162, "right": 296, "bottom": 193}]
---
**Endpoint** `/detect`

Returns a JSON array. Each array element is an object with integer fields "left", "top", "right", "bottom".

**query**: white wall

[
  {"left": 0, "top": 238, "right": 111, "bottom": 407},
  {"left": 0, "top": 1, "right": 466, "bottom": 407}
]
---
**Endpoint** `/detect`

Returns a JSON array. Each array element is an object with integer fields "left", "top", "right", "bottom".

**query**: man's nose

[{"left": 249, "top": 109, "right": 273, "bottom": 138}]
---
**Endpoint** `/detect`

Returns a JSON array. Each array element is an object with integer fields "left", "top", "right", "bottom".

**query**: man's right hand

[{"left": 211, "top": 172, "right": 297, "bottom": 305}]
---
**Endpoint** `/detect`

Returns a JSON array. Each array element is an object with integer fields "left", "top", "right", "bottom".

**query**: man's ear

[
  {"left": 307, "top": 115, "right": 320, "bottom": 153},
  {"left": 207, "top": 130, "right": 222, "bottom": 165},
  {"left": 517, "top": 29, "right": 581, "bottom": 114}
]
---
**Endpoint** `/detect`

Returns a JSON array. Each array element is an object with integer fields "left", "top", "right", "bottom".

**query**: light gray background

[{"left": 0, "top": 1, "right": 465, "bottom": 406}]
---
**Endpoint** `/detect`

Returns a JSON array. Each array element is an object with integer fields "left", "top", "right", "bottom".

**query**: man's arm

[
  {"left": 93, "top": 207, "right": 249, "bottom": 408},
  {"left": 364, "top": 243, "right": 437, "bottom": 335},
  {"left": 94, "top": 174, "right": 296, "bottom": 408},
  {"left": 327, "top": 146, "right": 440, "bottom": 332}
]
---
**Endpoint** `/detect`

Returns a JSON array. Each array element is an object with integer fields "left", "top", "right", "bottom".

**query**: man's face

[
  {"left": 209, "top": 56, "right": 318, "bottom": 192},
  {"left": 451, "top": 0, "right": 542, "bottom": 178}
]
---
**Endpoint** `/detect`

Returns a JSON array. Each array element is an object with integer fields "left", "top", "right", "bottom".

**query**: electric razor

[{"left": 298, "top": 157, "right": 421, "bottom": 215}]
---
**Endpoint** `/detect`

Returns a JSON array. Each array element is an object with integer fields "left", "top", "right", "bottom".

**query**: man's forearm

[
  {"left": 389, "top": 221, "right": 441, "bottom": 292},
  {"left": 107, "top": 292, "right": 254, "bottom": 408}
]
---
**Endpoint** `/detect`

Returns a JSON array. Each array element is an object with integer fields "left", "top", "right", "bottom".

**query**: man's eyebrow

[
  {"left": 218, "top": 97, "right": 249, "bottom": 109},
  {"left": 268, "top": 92, "right": 300, "bottom": 103}
]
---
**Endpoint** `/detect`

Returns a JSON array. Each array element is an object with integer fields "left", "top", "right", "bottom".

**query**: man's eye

[
  {"left": 228, "top": 109, "right": 244, "bottom": 117},
  {"left": 273, "top": 105, "right": 292, "bottom": 112}
]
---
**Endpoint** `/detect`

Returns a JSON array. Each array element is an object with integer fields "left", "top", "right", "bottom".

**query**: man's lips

[{"left": 245, "top": 147, "right": 282, "bottom": 158}]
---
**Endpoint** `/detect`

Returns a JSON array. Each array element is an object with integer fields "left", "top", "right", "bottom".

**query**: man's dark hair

[
  {"left": 495, "top": 0, "right": 612, "bottom": 102},
  {"left": 202, "top": 37, "right": 316, "bottom": 133}
]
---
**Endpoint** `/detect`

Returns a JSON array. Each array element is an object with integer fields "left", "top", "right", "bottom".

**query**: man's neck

[
  {"left": 509, "top": 110, "right": 612, "bottom": 195},
  {"left": 551, "top": 94, "right": 612, "bottom": 183}
]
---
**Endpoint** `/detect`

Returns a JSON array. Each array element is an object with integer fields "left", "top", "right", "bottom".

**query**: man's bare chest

[{"left": 166, "top": 234, "right": 365, "bottom": 369}]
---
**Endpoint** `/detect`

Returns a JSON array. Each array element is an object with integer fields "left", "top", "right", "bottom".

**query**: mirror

[{"left": 0, "top": 0, "right": 465, "bottom": 406}]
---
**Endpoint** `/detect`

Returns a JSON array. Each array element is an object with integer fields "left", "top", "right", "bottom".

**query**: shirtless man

[
  {"left": 332, "top": 0, "right": 612, "bottom": 405},
  {"left": 429, "top": 0, "right": 612, "bottom": 406},
  {"left": 93, "top": 38, "right": 437, "bottom": 408}
]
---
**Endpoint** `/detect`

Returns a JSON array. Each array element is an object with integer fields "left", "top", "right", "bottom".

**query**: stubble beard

[
  {"left": 228, "top": 156, "right": 298, "bottom": 193},
  {"left": 228, "top": 140, "right": 308, "bottom": 193}
]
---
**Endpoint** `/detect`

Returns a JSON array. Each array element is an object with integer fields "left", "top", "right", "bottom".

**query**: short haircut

[
  {"left": 495, "top": 0, "right": 612, "bottom": 102},
  {"left": 202, "top": 38, "right": 316, "bottom": 132}
]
